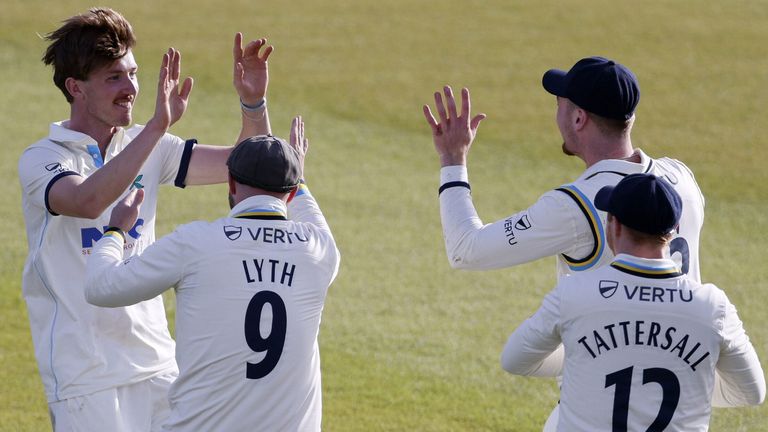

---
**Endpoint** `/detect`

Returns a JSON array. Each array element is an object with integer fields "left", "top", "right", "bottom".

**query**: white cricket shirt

[
  {"left": 439, "top": 149, "right": 705, "bottom": 280},
  {"left": 85, "top": 191, "right": 340, "bottom": 432},
  {"left": 18, "top": 121, "right": 193, "bottom": 402},
  {"left": 501, "top": 254, "right": 765, "bottom": 431}
]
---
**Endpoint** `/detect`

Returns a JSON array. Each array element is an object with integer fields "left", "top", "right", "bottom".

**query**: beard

[{"left": 228, "top": 193, "right": 235, "bottom": 209}]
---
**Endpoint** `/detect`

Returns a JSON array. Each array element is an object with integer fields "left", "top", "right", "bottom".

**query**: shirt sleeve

[
  {"left": 287, "top": 183, "right": 341, "bottom": 283},
  {"left": 84, "top": 226, "right": 188, "bottom": 307},
  {"left": 711, "top": 294, "right": 766, "bottom": 407},
  {"left": 18, "top": 145, "right": 81, "bottom": 215},
  {"left": 157, "top": 132, "right": 188, "bottom": 186},
  {"left": 500, "top": 286, "right": 563, "bottom": 377},
  {"left": 439, "top": 165, "right": 592, "bottom": 270}
]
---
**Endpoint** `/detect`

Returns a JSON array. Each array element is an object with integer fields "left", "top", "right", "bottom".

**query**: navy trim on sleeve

[
  {"left": 438, "top": 181, "right": 471, "bottom": 196},
  {"left": 45, "top": 171, "right": 81, "bottom": 216},
  {"left": 174, "top": 139, "right": 197, "bottom": 189}
]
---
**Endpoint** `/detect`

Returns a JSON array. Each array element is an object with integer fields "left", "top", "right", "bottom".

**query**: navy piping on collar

[
  {"left": 235, "top": 214, "right": 288, "bottom": 220},
  {"left": 610, "top": 260, "right": 683, "bottom": 279}
]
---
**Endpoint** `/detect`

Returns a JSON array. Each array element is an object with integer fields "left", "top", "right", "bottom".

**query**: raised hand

[
  {"left": 148, "top": 48, "right": 193, "bottom": 131},
  {"left": 289, "top": 115, "right": 308, "bottom": 178},
  {"left": 423, "top": 86, "right": 486, "bottom": 167},
  {"left": 233, "top": 33, "right": 273, "bottom": 105},
  {"left": 167, "top": 48, "right": 194, "bottom": 126}
]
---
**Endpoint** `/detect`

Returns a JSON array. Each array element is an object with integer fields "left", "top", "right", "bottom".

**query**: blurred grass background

[{"left": 1, "top": 0, "right": 766, "bottom": 430}]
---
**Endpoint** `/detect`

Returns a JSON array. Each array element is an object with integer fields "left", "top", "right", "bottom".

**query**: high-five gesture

[
  {"left": 233, "top": 33, "right": 273, "bottom": 105},
  {"left": 148, "top": 48, "right": 193, "bottom": 131},
  {"left": 423, "top": 86, "right": 486, "bottom": 167}
]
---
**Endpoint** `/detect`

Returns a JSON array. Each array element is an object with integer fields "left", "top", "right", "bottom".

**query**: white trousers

[{"left": 48, "top": 371, "right": 176, "bottom": 432}]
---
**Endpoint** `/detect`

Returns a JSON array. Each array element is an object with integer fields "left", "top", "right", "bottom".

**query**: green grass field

[{"left": 2, "top": 0, "right": 767, "bottom": 430}]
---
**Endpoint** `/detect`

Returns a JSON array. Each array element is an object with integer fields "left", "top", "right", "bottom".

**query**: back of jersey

[
  {"left": 557, "top": 264, "right": 724, "bottom": 431},
  {"left": 165, "top": 210, "right": 340, "bottom": 432},
  {"left": 648, "top": 157, "right": 705, "bottom": 281}
]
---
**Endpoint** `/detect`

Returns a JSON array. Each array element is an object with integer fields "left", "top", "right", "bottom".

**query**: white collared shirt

[
  {"left": 439, "top": 150, "right": 705, "bottom": 280},
  {"left": 18, "top": 121, "right": 191, "bottom": 401},
  {"left": 501, "top": 254, "right": 765, "bottom": 431},
  {"left": 85, "top": 192, "right": 340, "bottom": 432}
]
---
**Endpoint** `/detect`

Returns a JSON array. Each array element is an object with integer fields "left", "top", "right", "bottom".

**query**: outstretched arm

[
  {"left": 185, "top": 34, "right": 274, "bottom": 186},
  {"left": 48, "top": 49, "right": 190, "bottom": 218}
]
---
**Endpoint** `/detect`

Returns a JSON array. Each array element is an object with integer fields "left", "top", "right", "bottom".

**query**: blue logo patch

[
  {"left": 81, "top": 218, "right": 145, "bottom": 248},
  {"left": 224, "top": 225, "right": 242, "bottom": 241},
  {"left": 599, "top": 280, "right": 619, "bottom": 299}
]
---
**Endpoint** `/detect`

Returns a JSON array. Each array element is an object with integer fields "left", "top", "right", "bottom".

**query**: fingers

[
  {"left": 434, "top": 91, "right": 448, "bottom": 124},
  {"left": 470, "top": 113, "right": 487, "bottom": 132},
  {"left": 461, "top": 87, "right": 470, "bottom": 122},
  {"left": 168, "top": 48, "right": 181, "bottom": 82},
  {"left": 179, "top": 77, "right": 194, "bottom": 101},
  {"left": 444, "top": 86, "right": 458, "bottom": 120},
  {"left": 260, "top": 44, "right": 274, "bottom": 62},
  {"left": 133, "top": 188, "right": 145, "bottom": 207},
  {"left": 158, "top": 52, "right": 170, "bottom": 90},
  {"left": 422, "top": 104, "right": 440, "bottom": 135},
  {"left": 233, "top": 32, "right": 243, "bottom": 62},
  {"left": 243, "top": 38, "right": 272, "bottom": 62},
  {"left": 122, "top": 187, "right": 145, "bottom": 208},
  {"left": 290, "top": 116, "right": 300, "bottom": 149}
]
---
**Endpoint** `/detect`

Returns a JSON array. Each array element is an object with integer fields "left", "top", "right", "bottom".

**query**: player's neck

[{"left": 67, "top": 114, "right": 120, "bottom": 156}]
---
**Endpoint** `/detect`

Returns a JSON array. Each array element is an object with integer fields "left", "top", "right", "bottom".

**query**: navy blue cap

[
  {"left": 227, "top": 135, "right": 301, "bottom": 193},
  {"left": 595, "top": 173, "right": 682, "bottom": 235},
  {"left": 542, "top": 56, "right": 640, "bottom": 120}
]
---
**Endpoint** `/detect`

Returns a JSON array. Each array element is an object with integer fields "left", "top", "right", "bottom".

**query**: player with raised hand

[
  {"left": 501, "top": 173, "right": 764, "bottom": 431},
  {"left": 18, "top": 7, "right": 278, "bottom": 430},
  {"left": 424, "top": 57, "right": 707, "bottom": 430},
  {"left": 85, "top": 117, "right": 340, "bottom": 432}
]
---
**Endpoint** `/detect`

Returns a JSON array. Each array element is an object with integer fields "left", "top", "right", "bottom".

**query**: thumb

[{"left": 470, "top": 113, "right": 486, "bottom": 132}]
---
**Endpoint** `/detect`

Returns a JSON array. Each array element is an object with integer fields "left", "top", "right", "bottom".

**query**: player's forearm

[
  {"left": 54, "top": 126, "right": 165, "bottom": 218},
  {"left": 85, "top": 234, "right": 173, "bottom": 307},
  {"left": 501, "top": 325, "right": 562, "bottom": 377},
  {"left": 237, "top": 105, "right": 271, "bottom": 144}
]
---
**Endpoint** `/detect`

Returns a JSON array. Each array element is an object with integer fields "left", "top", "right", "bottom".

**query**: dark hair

[{"left": 42, "top": 8, "right": 136, "bottom": 103}]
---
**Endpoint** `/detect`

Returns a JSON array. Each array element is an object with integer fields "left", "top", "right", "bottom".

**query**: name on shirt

[
  {"left": 577, "top": 320, "right": 710, "bottom": 372},
  {"left": 242, "top": 258, "right": 296, "bottom": 287}
]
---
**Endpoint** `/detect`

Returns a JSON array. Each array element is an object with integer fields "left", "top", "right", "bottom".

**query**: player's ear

[
  {"left": 573, "top": 107, "right": 587, "bottom": 130},
  {"left": 65, "top": 78, "right": 84, "bottom": 102}
]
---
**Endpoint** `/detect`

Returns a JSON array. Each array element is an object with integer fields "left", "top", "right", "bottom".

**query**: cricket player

[
  {"left": 500, "top": 173, "right": 765, "bottom": 431},
  {"left": 423, "top": 57, "right": 704, "bottom": 281},
  {"left": 18, "top": 7, "right": 274, "bottom": 430},
  {"left": 85, "top": 124, "right": 340, "bottom": 432},
  {"left": 423, "top": 57, "right": 707, "bottom": 430}
]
